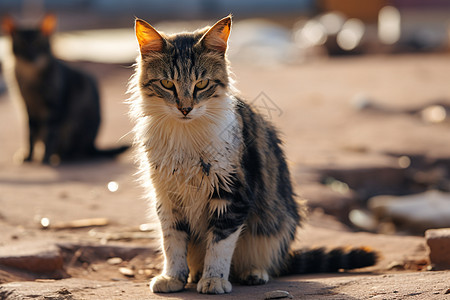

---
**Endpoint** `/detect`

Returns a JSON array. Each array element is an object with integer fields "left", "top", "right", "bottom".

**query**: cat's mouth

[{"left": 180, "top": 116, "right": 193, "bottom": 121}]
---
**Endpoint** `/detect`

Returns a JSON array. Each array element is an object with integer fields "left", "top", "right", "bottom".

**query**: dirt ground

[{"left": 0, "top": 54, "right": 450, "bottom": 299}]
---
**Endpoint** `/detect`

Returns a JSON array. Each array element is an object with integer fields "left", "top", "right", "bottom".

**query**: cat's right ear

[
  {"left": 135, "top": 18, "right": 164, "bottom": 55},
  {"left": 200, "top": 16, "right": 232, "bottom": 53},
  {"left": 2, "top": 16, "right": 15, "bottom": 34},
  {"left": 40, "top": 14, "right": 57, "bottom": 36}
]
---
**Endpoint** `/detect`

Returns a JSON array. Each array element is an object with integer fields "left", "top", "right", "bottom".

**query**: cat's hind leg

[
  {"left": 187, "top": 239, "right": 205, "bottom": 283},
  {"left": 232, "top": 230, "right": 292, "bottom": 285}
]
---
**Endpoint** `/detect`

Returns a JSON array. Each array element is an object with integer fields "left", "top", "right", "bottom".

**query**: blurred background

[
  {"left": 1, "top": 0, "right": 450, "bottom": 63},
  {"left": 0, "top": 0, "right": 450, "bottom": 286},
  {"left": 1, "top": 0, "right": 450, "bottom": 240}
]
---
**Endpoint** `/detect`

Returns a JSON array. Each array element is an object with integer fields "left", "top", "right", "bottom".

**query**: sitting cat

[
  {"left": 128, "top": 16, "right": 377, "bottom": 294},
  {"left": 2, "top": 14, "right": 128, "bottom": 164}
]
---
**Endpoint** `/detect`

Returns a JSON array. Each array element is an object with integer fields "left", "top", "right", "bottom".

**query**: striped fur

[{"left": 128, "top": 16, "right": 376, "bottom": 295}]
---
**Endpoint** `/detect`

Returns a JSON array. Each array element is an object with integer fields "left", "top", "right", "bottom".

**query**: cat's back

[{"left": 233, "top": 97, "right": 301, "bottom": 232}]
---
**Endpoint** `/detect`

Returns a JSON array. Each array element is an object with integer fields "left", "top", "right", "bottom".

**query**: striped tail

[{"left": 285, "top": 247, "right": 378, "bottom": 274}]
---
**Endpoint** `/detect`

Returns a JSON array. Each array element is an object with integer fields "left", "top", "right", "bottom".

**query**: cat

[
  {"left": 128, "top": 16, "right": 377, "bottom": 294},
  {"left": 1, "top": 14, "right": 128, "bottom": 164}
]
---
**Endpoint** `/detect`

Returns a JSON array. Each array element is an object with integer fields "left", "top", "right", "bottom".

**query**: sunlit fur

[{"left": 128, "top": 16, "right": 376, "bottom": 295}]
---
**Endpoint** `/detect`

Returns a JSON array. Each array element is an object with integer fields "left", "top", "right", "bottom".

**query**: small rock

[
  {"left": 0, "top": 241, "right": 64, "bottom": 273},
  {"left": 421, "top": 105, "right": 447, "bottom": 124},
  {"left": 119, "top": 267, "right": 134, "bottom": 277},
  {"left": 369, "top": 190, "right": 450, "bottom": 233},
  {"left": 348, "top": 209, "right": 378, "bottom": 232},
  {"left": 107, "top": 257, "right": 123, "bottom": 265},
  {"left": 425, "top": 228, "right": 450, "bottom": 270},
  {"left": 57, "top": 287, "right": 71, "bottom": 295},
  {"left": 387, "top": 261, "right": 405, "bottom": 271},
  {"left": 264, "top": 290, "right": 293, "bottom": 299}
]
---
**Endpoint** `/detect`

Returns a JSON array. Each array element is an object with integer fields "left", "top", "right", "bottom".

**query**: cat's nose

[{"left": 179, "top": 107, "right": 192, "bottom": 116}]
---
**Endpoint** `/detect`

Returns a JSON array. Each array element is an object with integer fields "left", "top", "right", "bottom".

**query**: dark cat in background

[{"left": 2, "top": 14, "right": 128, "bottom": 164}]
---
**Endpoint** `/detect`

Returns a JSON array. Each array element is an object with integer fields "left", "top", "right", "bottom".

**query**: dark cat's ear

[
  {"left": 40, "top": 14, "right": 57, "bottom": 36},
  {"left": 200, "top": 15, "right": 232, "bottom": 53},
  {"left": 2, "top": 16, "right": 15, "bottom": 34},
  {"left": 135, "top": 18, "right": 165, "bottom": 54}
]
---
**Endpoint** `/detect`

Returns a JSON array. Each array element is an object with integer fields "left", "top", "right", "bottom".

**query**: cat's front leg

[
  {"left": 150, "top": 205, "right": 189, "bottom": 293},
  {"left": 43, "top": 117, "right": 61, "bottom": 164},
  {"left": 198, "top": 195, "right": 246, "bottom": 294},
  {"left": 197, "top": 227, "right": 242, "bottom": 294},
  {"left": 24, "top": 118, "right": 39, "bottom": 162}
]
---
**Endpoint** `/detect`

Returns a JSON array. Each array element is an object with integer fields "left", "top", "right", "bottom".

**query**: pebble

[
  {"left": 348, "top": 209, "right": 378, "bottom": 232},
  {"left": 107, "top": 257, "right": 123, "bottom": 265},
  {"left": 387, "top": 261, "right": 405, "bottom": 271},
  {"left": 119, "top": 267, "right": 135, "bottom": 277},
  {"left": 369, "top": 190, "right": 450, "bottom": 233},
  {"left": 264, "top": 290, "right": 293, "bottom": 299},
  {"left": 421, "top": 105, "right": 446, "bottom": 124}
]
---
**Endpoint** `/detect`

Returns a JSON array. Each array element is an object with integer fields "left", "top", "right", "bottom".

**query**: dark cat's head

[
  {"left": 134, "top": 16, "right": 232, "bottom": 122},
  {"left": 2, "top": 14, "right": 56, "bottom": 62}
]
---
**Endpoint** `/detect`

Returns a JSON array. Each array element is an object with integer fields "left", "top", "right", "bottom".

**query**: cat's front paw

[
  {"left": 197, "top": 277, "right": 232, "bottom": 294},
  {"left": 240, "top": 269, "right": 269, "bottom": 285},
  {"left": 150, "top": 275, "right": 185, "bottom": 293}
]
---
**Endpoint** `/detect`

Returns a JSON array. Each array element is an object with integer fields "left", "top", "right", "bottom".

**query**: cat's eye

[
  {"left": 160, "top": 80, "right": 174, "bottom": 89},
  {"left": 195, "top": 79, "right": 209, "bottom": 90}
]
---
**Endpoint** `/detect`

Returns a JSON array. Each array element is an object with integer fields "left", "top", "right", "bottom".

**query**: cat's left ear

[
  {"left": 200, "top": 15, "right": 232, "bottom": 53},
  {"left": 40, "top": 14, "right": 57, "bottom": 36},
  {"left": 135, "top": 18, "right": 165, "bottom": 55},
  {"left": 2, "top": 16, "right": 15, "bottom": 34}
]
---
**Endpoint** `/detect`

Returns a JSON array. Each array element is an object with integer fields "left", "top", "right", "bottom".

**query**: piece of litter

[
  {"left": 41, "top": 218, "right": 109, "bottom": 230},
  {"left": 264, "top": 290, "right": 293, "bottom": 299}
]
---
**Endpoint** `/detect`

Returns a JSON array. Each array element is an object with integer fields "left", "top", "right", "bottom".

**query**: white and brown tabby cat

[{"left": 128, "top": 16, "right": 376, "bottom": 294}]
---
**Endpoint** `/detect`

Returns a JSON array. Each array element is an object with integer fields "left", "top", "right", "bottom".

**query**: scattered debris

[
  {"left": 88, "top": 230, "right": 154, "bottom": 243},
  {"left": 348, "top": 209, "right": 378, "bottom": 232},
  {"left": 421, "top": 105, "right": 447, "bottom": 124},
  {"left": 106, "top": 257, "right": 123, "bottom": 265},
  {"left": 264, "top": 290, "right": 293, "bottom": 299},
  {"left": 387, "top": 261, "right": 405, "bottom": 271},
  {"left": 369, "top": 191, "right": 450, "bottom": 234},
  {"left": 118, "top": 267, "right": 134, "bottom": 277},
  {"left": 41, "top": 218, "right": 109, "bottom": 230},
  {"left": 57, "top": 287, "right": 71, "bottom": 295},
  {"left": 387, "top": 259, "right": 429, "bottom": 272},
  {"left": 138, "top": 223, "right": 158, "bottom": 232}
]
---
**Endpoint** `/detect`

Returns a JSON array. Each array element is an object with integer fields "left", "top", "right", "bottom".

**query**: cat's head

[
  {"left": 2, "top": 14, "right": 56, "bottom": 62},
  {"left": 134, "top": 16, "right": 232, "bottom": 122}
]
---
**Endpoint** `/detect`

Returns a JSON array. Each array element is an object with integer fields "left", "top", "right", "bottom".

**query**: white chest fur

[{"left": 137, "top": 96, "right": 241, "bottom": 226}]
